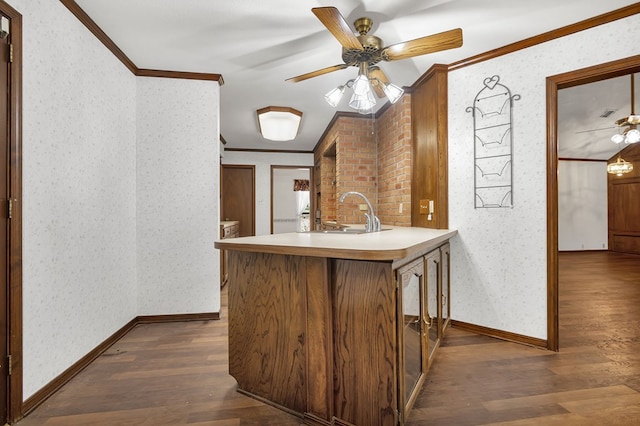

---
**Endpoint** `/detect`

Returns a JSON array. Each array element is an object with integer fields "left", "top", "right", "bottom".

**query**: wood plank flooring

[
  {"left": 407, "top": 251, "right": 640, "bottom": 425},
  {"left": 17, "top": 251, "right": 640, "bottom": 425}
]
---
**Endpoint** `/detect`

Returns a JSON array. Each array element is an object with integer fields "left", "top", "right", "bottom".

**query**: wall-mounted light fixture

[
  {"left": 324, "top": 63, "right": 404, "bottom": 114},
  {"left": 611, "top": 73, "right": 640, "bottom": 144},
  {"left": 257, "top": 106, "right": 303, "bottom": 141}
]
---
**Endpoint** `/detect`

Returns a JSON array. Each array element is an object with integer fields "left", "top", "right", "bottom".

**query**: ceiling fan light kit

[
  {"left": 256, "top": 106, "right": 302, "bottom": 142},
  {"left": 289, "top": 6, "right": 463, "bottom": 115},
  {"left": 611, "top": 74, "right": 640, "bottom": 144}
]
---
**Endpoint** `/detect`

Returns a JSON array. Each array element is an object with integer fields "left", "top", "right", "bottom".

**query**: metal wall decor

[{"left": 466, "top": 75, "right": 520, "bottom": 208}]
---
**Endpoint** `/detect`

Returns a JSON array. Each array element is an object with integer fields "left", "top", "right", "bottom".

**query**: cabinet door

[
  {"left": 424, "top": 248, "right": 441, "bottom": 364},
  {"left": 440, "top": 243, "right": 451, "bottom": 334},
  {"left": 397, "top": 258, "right": 426, "bottom": 419}
]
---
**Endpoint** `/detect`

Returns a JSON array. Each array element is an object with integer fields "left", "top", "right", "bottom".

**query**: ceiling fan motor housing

[{"left": 342, "top": 34, "right": 384, "bottom": 67}]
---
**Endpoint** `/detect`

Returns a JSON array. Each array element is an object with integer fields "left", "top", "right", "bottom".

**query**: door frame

[
  {"left": 269, "top": 165, "right": 313, "bottom": 234},
  {"left": 546, "top": 54, "right": 640, "bottom": 351},
  {"left": 220, "top": 164, "right": 255, "bottom": 236},
  {"left": 0, "top": 0, "right": 22, "bottom": 422}
]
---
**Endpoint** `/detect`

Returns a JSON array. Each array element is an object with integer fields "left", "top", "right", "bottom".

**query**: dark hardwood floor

[{"left": 17, "top": 251, "right": 640, "bottom": 425}]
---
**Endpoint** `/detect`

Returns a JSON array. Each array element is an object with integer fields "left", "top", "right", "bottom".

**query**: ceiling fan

[{"left": 286, "top": 6, "right": 463, "bottom": 104}]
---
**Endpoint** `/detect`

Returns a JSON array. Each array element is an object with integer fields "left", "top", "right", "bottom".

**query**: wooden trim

[
  {"left": 136, "top": 312, "right": 220, "bottom": 323},
  {"left": 411, "top": 63, "right": 448, "bottom": 91},
  {"left": 225, "top": 147, "right": 312, "bottom": 154},
  {"left": 136, "top": 69, "right": 224, "bottom": 84},
  {"left": 59, "top": 0, "right": 137, "bottom": 74},
  {"left": 58, "top": 0, "right": 224, "bottom": 84},
  {"left": 303, "top": 412, "right": 332, "bottom": 426},
  {"left": 546, "top": 56, "right": 640, "bottom": 353},
  {"left": 449, "top": 4, "right": 640, "bottom": 71},
  {"left": 311, "top": 104, "right": 395, "bottom": 154},
  {"left": 558, "top": 158, "right": 607, "bottom": 162},
  {"left": 0, "top": 0, "right": 24, "bottom": 422},
  {"left": 546, "top": 76, "right": 560, "bottom": 352},
  {"left": 22, "top": 318, "right": 138, "bottom": 415},
  {"left": 22, "top": 311, "right": 221, "bottom": 415},
  {"left": 451, "top": 320, "right": 547, "bottom": 349}
]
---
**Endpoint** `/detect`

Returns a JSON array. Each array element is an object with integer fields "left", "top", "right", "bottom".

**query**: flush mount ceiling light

[
  {"left": 257, "top": 106, "right": 302, "bottom": 141},
  {"left": 611, "top": 73, "right": 640, "bottom": 145},
  {"left": 607, "top": 156, "right": 634, "bottom": 176}
]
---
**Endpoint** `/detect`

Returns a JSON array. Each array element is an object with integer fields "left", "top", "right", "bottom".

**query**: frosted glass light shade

[
  {"left": 611, "top": 133, "right": 625, "bottom": 144},
  {"left": 257, "top": 106, "right": 302, "bottom": 141},
  {"left": 349, "top": 90, "right": 376, "bottom": 113},
  {"left": 352, "top": 74, "right": 372, "bottom": 96},
  {"left": 626, "top": 128, "right": 640, "bottom": 143},
  {"left": 325, "top": 86, "right": 345, "bottom": 107},
  {"left": 383, "top": 82, "right": 404, "bottom": 104}
]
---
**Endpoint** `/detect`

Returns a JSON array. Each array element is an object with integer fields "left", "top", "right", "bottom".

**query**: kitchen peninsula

[{"left": 214, "top": 226, "right": 457, "bottom": 425}]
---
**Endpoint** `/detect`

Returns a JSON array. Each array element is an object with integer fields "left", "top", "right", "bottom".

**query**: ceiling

[{"left": 73, "top": 0, "right": 638, "bottom": 156}]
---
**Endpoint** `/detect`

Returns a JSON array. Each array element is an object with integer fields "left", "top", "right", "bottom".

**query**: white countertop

[{"left": 214, "top": 225, "right": 457, "bottom": 261}]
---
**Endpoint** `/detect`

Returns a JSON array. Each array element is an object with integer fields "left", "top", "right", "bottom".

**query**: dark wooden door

[
  {"left": 0, "top": 18, "right": 9, "bottom": 423},
  {"left": 221, "top": 165, "right": 255, "bottom": 237}
]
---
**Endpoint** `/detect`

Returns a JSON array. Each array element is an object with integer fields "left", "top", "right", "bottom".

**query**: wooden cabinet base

[
  {"left": 227, "top": 251, "right": 397, "bottom": 425},
  {"left": 225, "top": 238, "right": 451, "bottom": 425}
]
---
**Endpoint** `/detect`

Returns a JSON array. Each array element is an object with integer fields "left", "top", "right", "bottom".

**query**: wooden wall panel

[
  {"left": 411, "top": 65, "right": 449, "bottom": 229},
  {"left": 331, "top": 259, "right": 397, "bottom": 426},
  {"left": 227, "top": 251, "right": 306, "bottom": 413},
  {"left": 608, "top": 143, "right": 640, "bottom": 255},
  {"left": 304, "top": 257, "right": 333, "bottom": 422}
]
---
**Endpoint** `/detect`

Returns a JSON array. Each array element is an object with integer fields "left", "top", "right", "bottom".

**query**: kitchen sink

[{"left": 309, "top": 228, "right": 391, "bottom": 235}]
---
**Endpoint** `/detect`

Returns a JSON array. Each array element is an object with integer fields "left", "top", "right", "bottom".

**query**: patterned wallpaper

[
  {"left": 14, "top": 0, "right": 138, "bottom": 399},
  {"left": 448, "top": 14, "right": 640, "bottom": 339},
  {"left": 136, "top": 77, "right": 220, "bottom": 315},
  {"left": 11, "top": 0, "right": 221, "bottom": 400}
]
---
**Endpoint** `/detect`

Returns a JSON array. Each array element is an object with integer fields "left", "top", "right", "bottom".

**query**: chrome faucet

[{"left": 339, "top": 191, "right": 381, "bottom": 232}]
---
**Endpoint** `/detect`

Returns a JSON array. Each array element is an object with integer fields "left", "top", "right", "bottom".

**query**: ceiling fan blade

[
  {"left": 286, "top": 64, "right": 349, "bottom": 83},
  {"left": 312, "top": 7, "right": 363, "bottom": 51},
  {"left": 369, "top": 66, "right": 389, "bottom": 98},
  {"left": 382, "top": 28, "right": 462, "bottom": 61}
]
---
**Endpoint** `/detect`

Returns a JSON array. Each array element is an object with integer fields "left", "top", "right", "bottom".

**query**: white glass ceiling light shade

[
  {"left": 324, "top": 85, "right": 346, "bottom": 107},
  {"left": 383, "top": 82, "right": 404, "bottom": 104},
  {"left": 323, "top": 61, "right": 403, "bottom": 113},
  {"left": 349, "top": 89, "right": 376, "bottom": 113},
  {"left": 611, "top": 73, "right": 640, "bottom": 144},
  {"left": 607, "top": 156, "right": 634, "bottom": 176},
  {"left": 352, "top": 73, "right": 371, "bottom": 96},
  {"left": 257, "top": 106, "right": 302, "bottom": 141}
]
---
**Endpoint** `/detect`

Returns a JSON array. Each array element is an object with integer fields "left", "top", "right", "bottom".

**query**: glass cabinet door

[
  {"left": 440, "top": 243, "right": 451, "bottom": 334},
  {"left": 397, "top": 258, "right": 426, "bottom": 416},
  {"left": 424, "top": 249, "right": 441, "bottom": 364}
]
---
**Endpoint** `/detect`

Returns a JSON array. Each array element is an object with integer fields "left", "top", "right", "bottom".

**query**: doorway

[
  {"left": 546, "top": 54, "right": 640, "bottom": 351},
  {"left": 221, "top": 164, "right": 255, "bottom": 237},
  {"left": 0, "top": 2, "right": 22, "bottom": 423},
  {"left": 270, "top": 166, "right": 312, "bottom": 234}
]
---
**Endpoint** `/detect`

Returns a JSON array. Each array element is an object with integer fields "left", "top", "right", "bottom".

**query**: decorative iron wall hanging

[{"left": 466, "top": 75, "right": 520, "bottom": 208}]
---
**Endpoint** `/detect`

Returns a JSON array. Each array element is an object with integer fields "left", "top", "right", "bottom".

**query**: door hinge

[
  {"left": 397, "top": 409, "right": 403, "bottom": 425},
  {"left": 8, "top": 198, "right": 12, "bottom": 219},
  {"left": 8, "top": 43, "right": 12, "bottom": 63},
  {"left": 7, "top": 355, "right": 11, "bottom": 376}
]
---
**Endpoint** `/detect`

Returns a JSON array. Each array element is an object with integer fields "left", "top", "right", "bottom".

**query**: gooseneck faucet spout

[{"left": 339, "top": 191, "right": 381, "bottom": 232}]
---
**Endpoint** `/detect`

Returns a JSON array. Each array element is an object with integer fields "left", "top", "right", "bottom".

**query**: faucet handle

[
  {"left": 364, "top": 213, "right": 372, "bottom": 232},
  {"left": 373, "top": 215, "right": 381, "bottom": 231}
]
